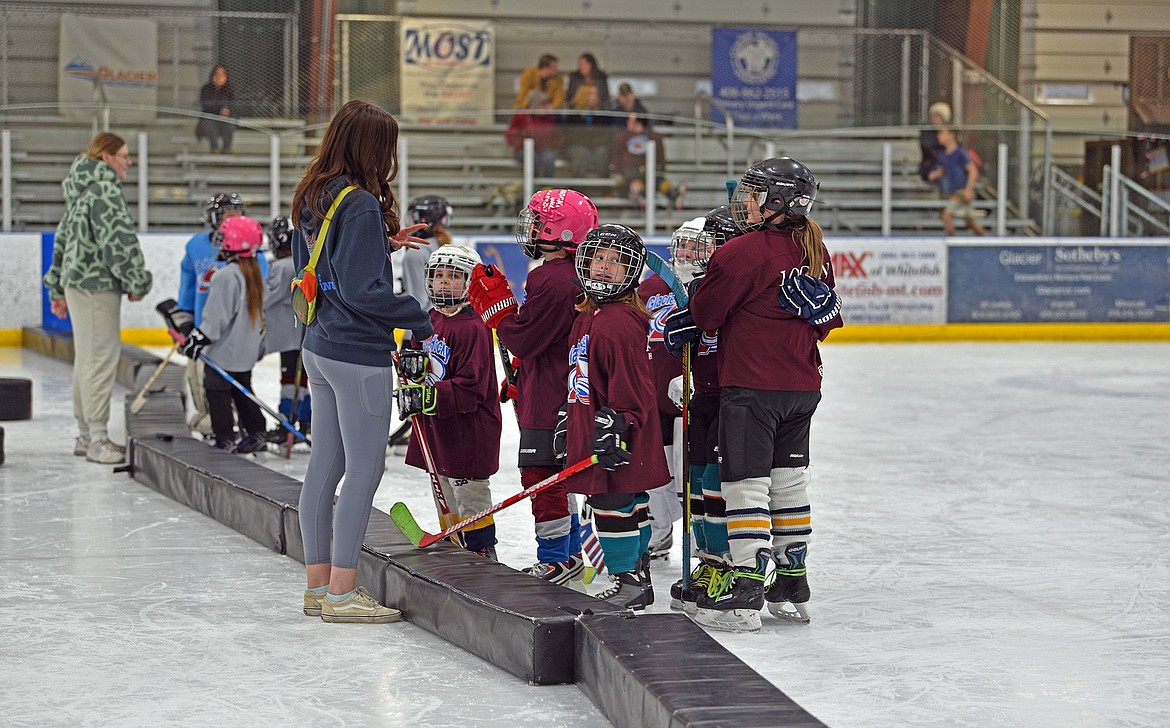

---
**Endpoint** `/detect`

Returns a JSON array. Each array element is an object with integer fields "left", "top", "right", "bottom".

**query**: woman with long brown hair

[
  {"left": 292, "top": 100, "right": 432, "bottom": 623},
  {"left": 44, "top": 131, "right": 152, "bottom": 464}
]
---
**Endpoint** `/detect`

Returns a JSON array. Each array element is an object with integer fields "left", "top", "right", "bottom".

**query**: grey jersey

[
  {"left": 398, "top": 238, "right": 441, "bottom": 310},
  {"left": 201, "top": 262, "right": 265, "bottom": 371},
  {"left": 264, "top": 256, "right": 300, "bottom": 353}
]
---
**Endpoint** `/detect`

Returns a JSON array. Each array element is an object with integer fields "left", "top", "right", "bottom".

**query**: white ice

[{"left": 2, "top": 341, "right": 1169, "bottom": 727}]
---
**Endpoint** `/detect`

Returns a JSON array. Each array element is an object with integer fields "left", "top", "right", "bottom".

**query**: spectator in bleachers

[
  {"left": 929, "top": 126, "right": 986, "bottom": 236},
  {"left": 565, "top": 84, "right": 612, "bottom": 178},
  {"left": 514, "top": 54, "right": 565, "bottom": 110},
  {"left": 506, "top": 90, "right": 562, "bottom": 178},
  {"left": 918, "top": 101, "right": 951, "bottom": 183},
  {"left": 196, "top": 65, "right": 236, "bottom": 154},
  {"left": 611, "top": 117, "right": 686, "bottom": 210},
  {"left": 611, "top": 82, "right": 650, "bottom": 130},
  {"left": 566, "top": 53, "right": 610, "bottom": 111}
]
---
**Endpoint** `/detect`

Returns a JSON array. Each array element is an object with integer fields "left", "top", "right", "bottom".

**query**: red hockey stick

[{"left": 391, "top": 455, "right": 598, "bottom": 548}]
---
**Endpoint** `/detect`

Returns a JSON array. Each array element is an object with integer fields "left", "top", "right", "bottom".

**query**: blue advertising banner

[
  {"left": 948, "top": 243, "right": 1170, "bottom": 323},
  {"left": 711, "top": 27, "right": 798, "bottom": 128},
  {"left": 41, "top": 232, "right": 73, "bottom": 333}
]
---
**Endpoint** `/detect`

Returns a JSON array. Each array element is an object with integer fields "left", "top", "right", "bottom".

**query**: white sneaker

[
  {"left": 74, "top": 436, "right": 91, "bottom": 456},
  {"left": 85, "top": 438, "right": 126, "bottom": 464}
]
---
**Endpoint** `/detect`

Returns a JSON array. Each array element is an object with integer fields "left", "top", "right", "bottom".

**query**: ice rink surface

[{"left": 2, "top": 340, "right": 1169, "bottom": 727}]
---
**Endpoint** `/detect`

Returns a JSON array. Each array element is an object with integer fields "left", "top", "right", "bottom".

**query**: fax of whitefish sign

[
  {"left": 58, "top": 14, "right": 158, "bottom": 120},
  {"left": 400, "top": 19, "right": 494, "bottom": 125},
  {"left": 711, "top": 28, "right": 798, "bottom": 128},
  {"left": 948, "top": 241, "right": 1170, "bottom": 323},
  {"left": 829, "top": 238, "right": 947, "bottom": 324}
]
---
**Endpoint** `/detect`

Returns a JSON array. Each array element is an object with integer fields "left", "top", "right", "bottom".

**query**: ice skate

[
  {"left": 692, "top": 550, "right": 768, "bottom": 633},
  {"left": 231, "top": 432, "right": 268, "bottom": 455},
  {"left": 765, "top": 542, "right": 811, "bottom": 624},
  {"left": 522, "top": 554, "right": 585, "bottom": 585},
  {"left": 595, "top": 566, "right": 653, "bottom": 611},
  {"left": 669, "top": 557, "right": 723, "bottom": 614},
  {"left": 472, "top": 545, "right": 498, "bottom": 561}
]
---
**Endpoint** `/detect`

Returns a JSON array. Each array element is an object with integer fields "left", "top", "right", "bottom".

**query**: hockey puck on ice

[{"left": 0, "top": 378, "right": 32, "bottom": 421}]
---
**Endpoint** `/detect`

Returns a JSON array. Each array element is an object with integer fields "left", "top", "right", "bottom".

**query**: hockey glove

[
  {"left": 395, "top": 349, "right": 430, "bottom": 383},
  {"left": 179, "top": 328, "right": 210, "bottom": 360},
  {"left": 778, "top": 273, "right": 841, "bottom": 327},
  {"left": 553, "top": 405, "right": 568, "bottom": 461},
  {"left": 662, "top": 307, "right": 701, "bottom": 359},
  {"left": 395, "top": 384, "right": 438, "bottom": 419},
  {"left": 685, "top": 272, "right": 705, "bottom": 300},
  {"left": 467, "top": 264, "right": 518, "bottom": 329},
  {"left": 593, "top": 406, "right": 631, "bottom": 471},
  {"left": 155, "top": 298, "right": 195, "bottom": 338},
  {"left": 667, "top": 374, "right": 693, "bottom": 410},
  {"left": 499, "top": 357, "right": 520, "bottom": 403}
]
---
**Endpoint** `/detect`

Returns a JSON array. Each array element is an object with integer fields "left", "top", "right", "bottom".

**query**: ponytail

[
  {"left": 236, "top": 257, "right": 264, "bottom": 327},
  {"left": 791, "top": 217, "right": 826, "bottom": 277}
]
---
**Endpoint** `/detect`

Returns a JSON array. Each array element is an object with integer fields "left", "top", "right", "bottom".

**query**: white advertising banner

[
  {"left": 829, "top": 237, "right": 948, "bottom": 324},
  {"left": 58, "top": 13, "right": 158, "bottom": 120},
  {"left": 400, "top": 19, "right": 494, "bottom": 125}
]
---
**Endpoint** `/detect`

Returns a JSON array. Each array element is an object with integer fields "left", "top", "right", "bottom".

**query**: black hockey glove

[
  {"left": 553, "top": 405, "right": 568, "bottom": 462},
  {"left": 662, "top": 307, "right": 701, "bottom": 359},
  {"left": 685, "top": 272, "right": 705, "bottom": 299},
  {"left": 778, "top": 273, "right": 841, "bottom": 327},
  {"left": 395, "top": 349, "right": 430, "bottom": 383},
  {"left": 395, "top": 384, "right": 437, "bottom": 419},
  {"left": 179, "top": 328, "right": 210, "bottom": 360},
  {"left": 592, "top": 406, "right": 631, "bottom": 471}
]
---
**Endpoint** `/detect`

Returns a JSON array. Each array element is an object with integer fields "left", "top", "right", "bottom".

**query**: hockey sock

[
  {"left": 636, "top": 493, "right": 651, "bottom": 558},
  {"left": 463, "top": 522, "right": 496, "bottom": 553},
  {"left": 590, "top": 493, "right": 648, "bottom": 574},
  {"left": 769, "top": 467, "right": 812, "bottom": 556},
  {"left": 451, "top": 476, "right": 496, "bottom": 552},
  {"left": 723, "top": 476, "right": 771, "bottom": 567},
  {"left": 702, "top": 463, "right": 730, "bottom": 558},
  {"left": 278, "top": 396, "right": 294, "bottom": 421},
  {"left": 526, "top": 468, "right": 572, "bottom": 563},
  {"left": 688, "top": 464, "right": 707, "bottom": 551},
  {"left": 568, "top": 509, "right": 583, "bottom": 556},
  {"left": 296, "top": 394, "right": 312, "bottom": 424}
]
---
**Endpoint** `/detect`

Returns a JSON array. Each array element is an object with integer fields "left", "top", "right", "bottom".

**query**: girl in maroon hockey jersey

[
  {"left": 396, "top": 245, "right": 503, "bottom": 558},
  {"left": 563, "top": 224, "right": 671, "bottom": 610},
  {"left": 467, "top": 189, "right": 599, "bottom": 584},
  {"left": 666, "top": 157, "right": 842, "bottom": 632}
]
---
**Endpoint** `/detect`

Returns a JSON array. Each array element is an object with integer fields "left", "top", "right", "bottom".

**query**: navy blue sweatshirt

[{"left": 294, "top": 178, "right": 433, "bottom": 367}]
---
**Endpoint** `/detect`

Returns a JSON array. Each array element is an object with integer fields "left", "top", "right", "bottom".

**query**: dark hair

[
  {"left": 86, "top": 132, "right": 126, "bottom": 159},
  {"left": 208, "top": 65, "right": 228, "bottom": 84},
  {"left": 291, "top": 100, "right": 401, "bottom": 237},
  {"left": 538, "top": 54, "right": 558, "bottom": 69},
  {"left": 579, "top": 53, "right": 599, "bottom": 75}
]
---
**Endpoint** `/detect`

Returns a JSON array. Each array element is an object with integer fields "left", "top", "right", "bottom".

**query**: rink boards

[{"left": 23, "top": 329, "right": 825, "bottom": 728}]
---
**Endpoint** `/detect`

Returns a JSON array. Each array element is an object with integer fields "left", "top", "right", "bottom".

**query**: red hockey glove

[
  {"left": 499, "top": 357, "right": 520, "bottom": 404},
  {"left": 468, "top": 264, "right": 518, "bottom": 329}
]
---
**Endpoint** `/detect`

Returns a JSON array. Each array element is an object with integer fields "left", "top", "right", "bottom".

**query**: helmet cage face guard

[
  {"left": 268, "top": 216, "right": 293, "bottom": 253},
  {"left": 731, "top": 169, "right": 817, "bottom": 233},
  {"left": 575, "top": 229, "right": 646, "bottom": 303},
  {"left": 669, "top": 226, "right": 715, "bottom": 282},
  {"left": 515, "top": 208, "right": 543, "bottom": 259},
  {"left": 425, "top": 247, "right": 480, "bottom": 307},
  {"left": 409, "top": 197, "right": 452, "bottom": 238},
  {"left": 205, "top": 193, "right": 247, "bottom": 231},
  {"left": 703, "top": 207, "right": 740, "bottom": 249}
]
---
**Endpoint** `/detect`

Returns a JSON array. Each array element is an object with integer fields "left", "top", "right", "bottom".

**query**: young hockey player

[
  {"left": 638, "top": 220, "right": 706, "bottom": 559},
  {"left": 263, "top": 215, "right": 310, "bottom": 442},
  {"left": 467, "top": 188, "right": 598, "bottom": 585},
  {"left": 667, "top": 158, "right": 841, "bottom": 632},
  {"left": 176, "top": 192, "right": 267, "bottom": 436},
  {"left": 396, "top": 245, "right": 502, "bottom": 558},
  {"left": 562, "top": 223, "right": 671, "bottom": 610},
  {"left": 176, "top": 215, "right": 269, "bottom": 453},
  {"left": 664, "top": 205, "right": 739, "bottom": 613}
]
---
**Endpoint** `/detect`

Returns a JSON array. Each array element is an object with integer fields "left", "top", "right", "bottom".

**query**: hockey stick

[
  {"left": 129, "top": 342, "right": 179, "bottom": 414},
  {"left": 284, "top": 349, "right": 304, "bottom": 459},
  {"left": 643, "top": 251, "right": 689, "bottom": 306},
  {"left": 392, "top": 455, "right": 598, "bottom": 548}
]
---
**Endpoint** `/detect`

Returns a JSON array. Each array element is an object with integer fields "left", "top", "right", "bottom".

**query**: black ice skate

[
  {"left": 765, "top": 542, "right": 811, "bottom": 624},
  {"left": 231, "top": 433, "right": 268, "bottom": 455},
  {"left": 595, "top": 567, "right": 653, "bottom": 611},
  {"left": 522, "top": 554, "right": 585, "bottom": 585},
  {"left": 669, "top": 557, "right": 726, "bottom": 614},
  {"left": 692, "top": 549, "right": 769, "bottom": 633}
]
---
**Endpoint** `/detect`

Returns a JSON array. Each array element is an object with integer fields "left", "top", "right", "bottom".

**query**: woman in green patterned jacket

[{"left": 44, "top": 132, "right": 153, "bottom": 464}]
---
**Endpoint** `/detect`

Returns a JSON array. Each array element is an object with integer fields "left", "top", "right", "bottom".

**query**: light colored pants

[
  {"left": 185, "top": 358, "right": 211, "bottom": 433},
  {"left": 64, "top": 287, "right": 122, "bottom": 437}
]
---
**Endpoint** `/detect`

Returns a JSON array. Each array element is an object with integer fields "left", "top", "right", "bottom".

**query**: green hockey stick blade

[{"left": 389, "top": 501, "right": 427, "bottom": 547}]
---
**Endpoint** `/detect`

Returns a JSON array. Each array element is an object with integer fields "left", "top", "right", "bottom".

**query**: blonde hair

[
  {"left": 791, "top": 217, "right": 827, "bottom": 278},
  {"left": 928, "top": 101, "right": 952, "bottom": 125},
  {"left": 86, "top": 132, "right": 126, "bottom": 159},
  {"left": 576, "top": 289, "right": 650, "bottom": 317}
]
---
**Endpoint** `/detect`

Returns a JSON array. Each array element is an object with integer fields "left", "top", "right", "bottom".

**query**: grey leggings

[{"left": 298, "top": 349, "right": 393, "bottom": 569}]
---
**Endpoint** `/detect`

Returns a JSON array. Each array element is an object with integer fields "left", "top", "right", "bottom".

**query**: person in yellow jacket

[{"left": 514, "top": 53, "right": 565, "bottom": 110}]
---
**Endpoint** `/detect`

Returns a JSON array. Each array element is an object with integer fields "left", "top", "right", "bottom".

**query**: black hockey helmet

[
  {"left": 407, "top": 195, "right": 452, "bottom": 239},
  {"left": 268, "top": 215, "right": 294, "bottom": 257},
  {"left": 204, "top": 192, "right": 247, "bottom": 230},
  {"left": 730, "top": 157, "right": 818, "bottom": 233},
  {"left": 703, "top": 205, "right": 741, "bottom": 248},
  {"left": 575, "top": 223, "right": 646, "bottom": 303}
]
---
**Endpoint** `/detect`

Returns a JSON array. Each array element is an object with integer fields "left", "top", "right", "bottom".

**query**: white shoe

[
  {"left": 85, "top": 438, "right": 126, "bottom": 464},
  {"left": 74, "top": 436, "right": 91, "bottom": 456}
]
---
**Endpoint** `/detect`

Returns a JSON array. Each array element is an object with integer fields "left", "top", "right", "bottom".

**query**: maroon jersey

[
  {"left": 496, "top": 255, "right": 580, "bottom": 429},
  {"left": 637, "top": 275, "right": 683, "bottom": 416},
  {"left": 563, "top": 302, "right": 671, "bottom": 495},
  {"left": 404, "top": 308, "right": 502, "bottom": 479},
  {"left": 690, "top": 329, "right": 720, "bottom": 397},
  {"left": 690, "top": 228, "right": 841, "bottom": 391}
]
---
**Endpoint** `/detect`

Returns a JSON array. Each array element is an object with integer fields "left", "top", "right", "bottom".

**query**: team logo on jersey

[
  {"left": 421, "top": 337, "right": 451, "bottom": 383},
  {"left": 198, "top": 265, "right": 216, "bottom": 294},
  {"left": 567, "top": 334, "right": 590, "bottom": 405},
  {"left": 697, "top": 331, "right": 719, "bottom": 356},
  {"left": 645, "top": 292, "right": 677, "bottom": 344}
]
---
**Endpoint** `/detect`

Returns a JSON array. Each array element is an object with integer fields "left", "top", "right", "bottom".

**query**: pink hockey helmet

[
  {"left": 515, "top": 188, "right": 599, "bottom": 260},
  {"left": 214, "top": 215, "right": 264, "bottom": 258}
]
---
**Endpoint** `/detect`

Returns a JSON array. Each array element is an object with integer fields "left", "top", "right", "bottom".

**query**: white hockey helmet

[
  {"left": 425, "top": 245, "right": 482, "bottom": 307},
  {"left": 669, "top": 216, "right": 714, "bottom": 284}
]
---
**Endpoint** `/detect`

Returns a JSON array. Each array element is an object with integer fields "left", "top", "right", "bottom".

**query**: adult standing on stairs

[{"left": 44, "top": 132, "right": 153, "bottom": 464}]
